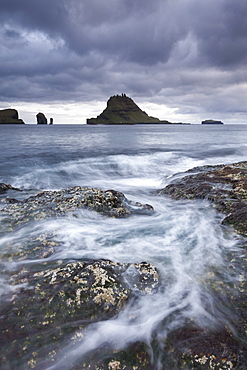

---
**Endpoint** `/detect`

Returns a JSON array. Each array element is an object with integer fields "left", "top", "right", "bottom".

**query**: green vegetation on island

[
  {"left": 87, "top": 94, "right": 188, "bottom": 125},
  {"left": 0, "top": 109, "right": 25, "bottom": 124}
]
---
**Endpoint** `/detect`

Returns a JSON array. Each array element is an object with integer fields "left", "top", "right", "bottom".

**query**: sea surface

[{"left": 0, "top": 123, "right": 247, "bottom": 368}]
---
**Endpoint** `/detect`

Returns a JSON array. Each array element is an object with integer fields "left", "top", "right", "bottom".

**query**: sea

[{"left": 0, "top": 123, "right": 247, "bottom": 369}]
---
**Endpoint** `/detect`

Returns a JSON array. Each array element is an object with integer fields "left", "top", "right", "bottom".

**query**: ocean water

[{"left": 0, "top": 123, "right": 247, "bottom": 368}]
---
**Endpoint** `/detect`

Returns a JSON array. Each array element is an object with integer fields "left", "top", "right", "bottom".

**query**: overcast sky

[{"left": 1, "top": 0, "right": 247, "bottom": 124}]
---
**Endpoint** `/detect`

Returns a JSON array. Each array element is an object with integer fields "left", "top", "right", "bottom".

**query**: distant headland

[
  {"left": 87, "top": 94, "right": 190, "bottom": 125},
  {"left": 0, "top": 109, "right": 25, "bottom": 124}
]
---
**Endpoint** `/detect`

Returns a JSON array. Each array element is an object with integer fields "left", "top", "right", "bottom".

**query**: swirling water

[{"left": 0, "top": 124, "right": 247, "bottom": 368}]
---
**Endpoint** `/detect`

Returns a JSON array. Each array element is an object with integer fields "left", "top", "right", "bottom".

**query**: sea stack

[
  {"left": 0, "top": 109, "right": 25, "bottom": 124},
  {"left": 36, "top": 112, "right": 48, "bottom": 124},
  {"left": 87, "top": 94, "right": 161, "bottom": 125}
]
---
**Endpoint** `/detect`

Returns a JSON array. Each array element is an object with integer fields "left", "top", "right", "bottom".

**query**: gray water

[{"left": 0, "top": 124, "right": 247, "bottom": 368}]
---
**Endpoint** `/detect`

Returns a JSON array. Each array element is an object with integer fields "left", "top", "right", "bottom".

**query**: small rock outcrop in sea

[
  {"left": 0, "top": 259, "right": 159, "bottom": 369},
  {"left": 158, "top": 161, "right": 247, "bottom": 236},
  {"left": 0, "top": 109, "right": 25, "bottom": 124},
  {"left": 36, "top": 112, "right": 47, "bottom": 124},
  {"left": 1, "top": 186, "right": 154, "bottom": 228},
  {"left": 0, "top": 183, "right": 20, "bottom": 194},
  {"left": 201, "top": 119, "right": 224, "bottom": 124}
]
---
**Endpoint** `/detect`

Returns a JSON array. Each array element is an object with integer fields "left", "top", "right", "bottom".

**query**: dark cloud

[{"left": 0, "top": 0, "right": 247, "bottom": 122}]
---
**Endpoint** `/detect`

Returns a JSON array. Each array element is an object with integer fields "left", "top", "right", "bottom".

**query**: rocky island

[
  {"left": 202, "top": 119, "right": 224, "bottom": 124},
  {"left": 0, "top": 109, "right": 25, "bottom": 124},
  {"left": 36, "top": 112, "right": 48, "bottom": 124},
  {"left": 87, "top": 94, "right": 185, "bottom": 125}
]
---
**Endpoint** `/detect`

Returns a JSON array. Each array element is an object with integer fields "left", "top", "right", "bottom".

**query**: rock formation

[
  {"left": 36, "top": 112, "right": 47, "bottom": 124},
  {"left": 158, "top": 161, "right": 247, "bottom": 236},
  {"left": 1, "top": 172, "right": 247, "bottom": 368},
  {"left": 202, "top": 119, "right": 224, "bottom": 124},
  {"left": 0, "top": 109, "right": 25, "bottom": 124},
  {"left": 1, "top": 186, "right": 154, "bottom": 229},
  {"left": 0, "top": 259, "right": 159, "bottom": 369},
  {"left": 87, "top": 94, "right": 173, "bottom": 124}
]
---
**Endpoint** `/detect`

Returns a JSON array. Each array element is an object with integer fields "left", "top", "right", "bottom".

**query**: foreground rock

[
  {"left": 158, "top": 161, "right": 247, "bottom": 236},
  {"left": 0, "top": 108, "right": 25, "bottom": 124},
  {"left": 0, "top": 260, "right": 159, "bottom": 369},
  {"left": 1, "top": 186, "right": 154, "bottom": 228},
  {"left": 166, "top": 325, "right": 247, "bottom": 369}
]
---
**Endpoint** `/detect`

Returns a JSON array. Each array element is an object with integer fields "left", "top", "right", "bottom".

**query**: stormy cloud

[{"left": 0, "top": 0, "right": 247, "bottom": 123}]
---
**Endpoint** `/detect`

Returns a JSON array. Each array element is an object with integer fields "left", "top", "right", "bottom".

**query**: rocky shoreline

[
  {"left": 0, "top": 161, "right": 246, "bottom": 369},
  {"left": 158, "top": 161, "right": 247, "bottom": 237}
]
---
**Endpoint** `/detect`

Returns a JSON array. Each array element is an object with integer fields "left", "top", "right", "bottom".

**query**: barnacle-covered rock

[
  {"left": 0, "top": 259, "right": 160, "bottom": 369},
  {"left": 0, "top": 233, "right": 58, "bottom": 261},
  {"left": 75, "top": 342, "right": 152, "bottom": 369},
  {"left": 158, "top": 161, "right": 247, "bottom": 236},
  {"left": 1, "top": 186, "right": 154, "bottom": 228},
  {"left": 167, "top": 325, "right": 247, "bottom": 369}
]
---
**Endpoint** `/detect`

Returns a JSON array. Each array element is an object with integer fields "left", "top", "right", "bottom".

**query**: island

[
  {"left": 201, "top": 119, "right": 224, "bottom": 124},
  {"left": 87, "top": 94, "right": 189, "bottom": 125},
  {"left": 0, "top": 109, "right": 25, "bottom": 124},
  {"left": 36, "top": 112, "right": 48, "bottom": 124}
]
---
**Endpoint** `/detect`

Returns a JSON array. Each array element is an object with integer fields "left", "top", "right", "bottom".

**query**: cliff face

[
  {"left": 36, "top": 112, "right": 48, "bottom": 124},
  {"left": 87, "top": 94, "right": 160, "bottom": 124},
  {"left": 0, "top": 109, "right": 25, "bottom": 124}
]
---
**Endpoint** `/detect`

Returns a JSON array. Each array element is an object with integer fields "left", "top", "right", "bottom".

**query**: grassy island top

[
  {"left": 87, "top": 94, "right": 181, "bottom": 125},
  {"left": 87, "top": 94, "right": 161, "bottom": 124},
  {"left": 0, "top": 109, "right": 25, "bottom": 124}
]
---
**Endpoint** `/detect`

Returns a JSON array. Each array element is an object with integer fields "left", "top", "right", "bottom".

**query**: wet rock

[
  {"left": 0, "top": 260, "right": 160, "bottom": 369},
  {"left": 0, "top": 233, "right": 58, "bottom": 262},
  {"left": 75, "top": 342, "right": 152, "bottom": 369},
  {"left": 0, "top": 182, "right": 21, "bottom": 194},
  {"left": 167, "top": 326, "right": 247, "bottom": 369},
  {"left": 158, "top": 161, "right": 247, "bottom": 368},
  {"left": 158, "top": 161, "right": 247, "bottom": 236},
  {"left": 1, "top": 186, "right": 154, "bottom": 228}
]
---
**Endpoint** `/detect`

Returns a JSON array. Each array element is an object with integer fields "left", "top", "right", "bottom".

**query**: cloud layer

[{"left": 1, "top": 0, "right": 247, "bottom": 123}]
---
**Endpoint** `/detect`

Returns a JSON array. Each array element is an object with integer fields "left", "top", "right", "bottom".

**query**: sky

[{"left": 1, "top": 0, "right": 247, "bottom": 124}]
